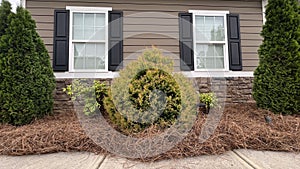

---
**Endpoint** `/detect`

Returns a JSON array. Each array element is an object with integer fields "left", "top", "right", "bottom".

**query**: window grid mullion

[
  {"left": 195, "top": 41, "right": 225, "bottom": 44},
  {"left": 93, "top": 14, "right": 96, "bottom": 69},
  {"left": 213, "top": 16, "right": 216, "bottom": 69},
  {"left": 82, "top": 13, "right": 85, "bottom": 41}
]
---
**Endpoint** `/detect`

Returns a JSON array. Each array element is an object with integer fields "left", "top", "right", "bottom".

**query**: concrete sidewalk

[{"left": 0, "top": 149, "right": 299, "bottom": 169}]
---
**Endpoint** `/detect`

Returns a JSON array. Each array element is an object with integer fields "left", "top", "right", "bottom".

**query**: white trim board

[
  {"left": 182, "top": 71, "right": 254, "bottom": 78},
  {"left": 21, "top": 0, "right": 26, "bottom": 8},
  {"left": 262, "top": 0, "right": 268, "bottom": 24},
  {"left": 54, "top": 72, "right": 119, "bottom": 79},
  {"left": 54, "top": 71, "right": 254, "bottom": 79}
]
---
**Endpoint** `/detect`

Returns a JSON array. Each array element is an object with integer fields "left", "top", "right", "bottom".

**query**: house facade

[{"left": 23, "top": 0, "right": 266, "bottom": 112}]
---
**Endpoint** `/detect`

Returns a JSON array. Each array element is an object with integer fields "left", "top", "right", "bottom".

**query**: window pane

[
  {"left": 84, "top": 28, "right": 94, "bottom": 40},
  {"left": 73, "top": 43, "right": 105, "bottom": 70},
  {"left": 195, "top": 44, "right": 225, "bottom": 69},
  {"left": 215, "top": 58, "right": 224, "bottom": 69},
  {"left": 195, "top": 16, "right": 204, "bottom": 41},
  {"left": 74, "top": 43, "right": 85, "bottom": 57},
  {"left": 195, "top": 16, "right": 204, "bottom": 28},
  {"left": 96, "top": 58, "right": 105, "bottom": 69},
  {"left": 195, "top": 44, "right": 207, "bottom": 69},
  {"left": 195, "top": 15, "right": 225, "bottom": 42},
  {"left": 73, "top": 26, "right": 84, "bottom": 40},
  {"left": 94, "top": 27, "right": 105, "bottom": 40},
  {"left": 214, "top": 16, "right": 225, "bottom": 41},
  {"left": 195, "top": 28, "right": 205, "bottom": 41},
  {"left": 84, "top": 14, "right": 94, "bottom": 39},
  {"left": 206, "top": 45, "right": 214, "bottom": 57},
  {"left": 85, "top": 43, "right": 96, "bottom": 57},
  {"left": 86, "top": 57, "right": 96, "bottom": 69},
  {"left": 205, "top": 16, "right": 214, "bottom": 41},
  {"left": 94, "top": 14, "right": 106, "bottom": 40},
  {"left": 73, "top": 13, "right": 83, "bottom": 26},
  {"left": 196, "top": 57, "right": 205, "bottom": 69},
  {"left": 214, "top": 44, "right": 224, "bottom": 56},
  {"left": 73, "top": 13, "right": 106, "bottom": 41},
  {"left": 96, "top": 44, "right": 105, "bottom": 69},
  {"left": 96, "top": 43, "right": 105, "bottom": 57},
  {"left": 84, "top": 13, "right": 94, "bottom": 27},
  {"left": 74, "top": 57, "right": 84, "bottom": 69},
  {"left": 195, "top": 44, "right": 207, "bottom": 57},
  {"left": 205, "top": 58, "right": 215, "bottom": 69},
  {"left": 73, "top": 13, "right": 84, "bottom": 40},
  {"left": 96, "top": 14, "right": 105, "bottom": 27}
]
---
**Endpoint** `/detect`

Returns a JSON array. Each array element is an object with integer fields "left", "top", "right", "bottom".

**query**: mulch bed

[{"left": 0, "top": 103, "right": 300, "bottom": 162}]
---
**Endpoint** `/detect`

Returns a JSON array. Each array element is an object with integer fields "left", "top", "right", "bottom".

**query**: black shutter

[
  {"left": 227, "top": 14, "right": 242, "bottom": 71},
  {"left": 179, "top": 13, "right": 194, "bottom": 71},
  {"left": 109, "top": 11, "right": 123, "bottom": 71},
  {"left": 53, "top": 10, "right": 69, "bottom": 72}
]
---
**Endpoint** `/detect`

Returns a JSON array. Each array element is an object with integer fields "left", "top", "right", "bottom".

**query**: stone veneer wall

[
  {"left": 195, "top": 77, "right": 255, "bottom": 104},
  {"left": 53, "top": 77, "right": 255, "bottom": 113}
]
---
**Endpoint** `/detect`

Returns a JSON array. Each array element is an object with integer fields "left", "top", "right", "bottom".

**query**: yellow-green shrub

[
  {"left": 104, "top": 47, "right": 198, "bottom": 133},
  {"left": 64, "top": 47, "right": 198, "bottom": 134}
]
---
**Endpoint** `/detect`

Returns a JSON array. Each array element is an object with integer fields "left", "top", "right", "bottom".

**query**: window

[
  {"left": 67, "top": 7, "right": 112, "bottom": 72},
  {"left": 190, "top": 10, "right": 229, "bottom": 71},
  {"left": 179, "top": 11, "right": 242, "bottom": 72},
  {"left": 53, "top": 8, "right": 123, "bottom": 74}
]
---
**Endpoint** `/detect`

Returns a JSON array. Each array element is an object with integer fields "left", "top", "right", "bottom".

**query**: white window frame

[
  {"left": 189, "top": 10, "right": 229, "bottom": 72},
  {"left": 262, "top": 0, "right": 268, "bottom": 24},
  {"left": 66, "top": 6, "right": 112, "bottom": 73}
]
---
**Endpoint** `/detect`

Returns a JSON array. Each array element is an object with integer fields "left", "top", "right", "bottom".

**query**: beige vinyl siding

[{"left": 26, "top": 0, "right": 263, "bottom": 71}]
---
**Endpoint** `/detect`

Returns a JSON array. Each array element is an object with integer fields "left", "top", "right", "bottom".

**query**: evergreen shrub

[
  {"left": 253, "top": 0, "right": 300, "bottom": 115},
  {"left": 0, "top": 6, "right": 55, "bottom": 125}
]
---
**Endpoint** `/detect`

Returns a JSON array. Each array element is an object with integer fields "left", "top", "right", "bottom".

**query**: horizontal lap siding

[{"left": 27, "top": 0, "right": 262, "bottom": 71}]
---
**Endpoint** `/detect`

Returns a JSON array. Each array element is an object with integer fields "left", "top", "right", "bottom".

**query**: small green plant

[
  {"left": 64, "top": 80, "right": 108, "bottom": 116},
  {"left": 199, "top": 93, "right": 218, "bottom": 109}
]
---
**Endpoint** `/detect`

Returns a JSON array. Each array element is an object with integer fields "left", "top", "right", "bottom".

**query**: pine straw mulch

[{"left": 0, "top": 103, "right": 300, "bottom": 162}]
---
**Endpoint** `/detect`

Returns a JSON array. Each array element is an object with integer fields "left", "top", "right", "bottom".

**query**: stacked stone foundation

[{"left": 53, "top": 77, "right": 255, "bottom": 113}]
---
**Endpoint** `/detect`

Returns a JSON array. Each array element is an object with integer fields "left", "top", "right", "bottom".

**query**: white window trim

[
  {"left": 21, "top": 0, "right": 26, "bottom": 8},
  {"left": 182, "top": 71, "right": 253, "bottom": 78},
  {"left": 54, "top": 72, "right": 119, "bottom": 79},
  {"left": 54, "top": 71, "right": 253, "bottom": 79},
  {"left": 189, "top": 10, "right": 229, "bottom": 72},
  {"left": 262, "top": 0, "right": 268, "bottom": 24},
  {"left": 66, "top": 6, "right": 112, "bottom": 73}
]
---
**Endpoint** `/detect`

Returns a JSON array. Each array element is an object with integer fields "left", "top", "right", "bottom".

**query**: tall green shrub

[
  {"left": 0, "top": 7, "right": 55, "bottom": 125},
  {"left": 253, "top": 0, "right": 300, "bottom": 114},
  {"left": 0, "top": 0, "right": 11, "bottom": 36}
]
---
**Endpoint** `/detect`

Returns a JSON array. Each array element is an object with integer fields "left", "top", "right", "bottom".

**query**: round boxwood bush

[
  {"left": 129, "top": 68, "right": 181, "bottom": 124},
  {"left": 103, "top": 47, "right": 198, "bottom": 134},
  {"left": 0, "top": 7, "right": 55, "bottom": 125}
]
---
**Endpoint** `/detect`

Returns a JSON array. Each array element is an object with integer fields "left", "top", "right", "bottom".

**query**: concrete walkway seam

[
  {"left": 228, "top": 151, "right": 254, "bottom": 169},
  {"left": 232, "top": 150, "right": 263, "bottom": 169},
  {"left": 96, "top": 155, "right": 107, "bottom": 169}
]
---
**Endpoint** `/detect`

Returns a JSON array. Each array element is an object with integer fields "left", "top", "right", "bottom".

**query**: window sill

[
  {"left": 54, "top": 72, "right": 119, "bottom": 79},
  {"left": 54, "top": 71, "right": 254, "bottom": 79},
  {"left": 181, "top": 71, "right": 254, "bottom": 77}
]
